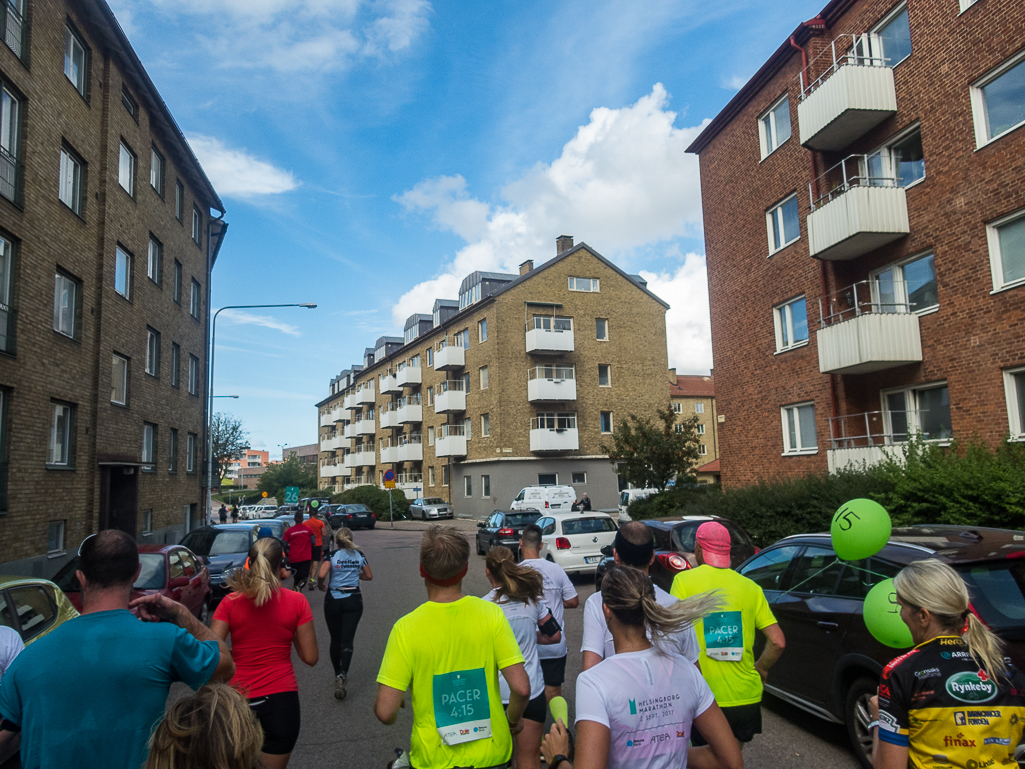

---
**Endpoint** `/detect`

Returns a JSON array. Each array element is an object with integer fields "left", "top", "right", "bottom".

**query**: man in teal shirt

[{"left": 0, "top": 530, "right": 234, "bottom": 768}]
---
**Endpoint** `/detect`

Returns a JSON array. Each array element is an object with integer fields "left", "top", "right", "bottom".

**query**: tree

[
  {"left": 211, "top": 412, "right": 249, "bottom": 483},
  {"left": 257, "top": 455, "right": 318, "bottom": 503},
  {"left": 600, "top": 406, "right": 702, "bottom": 492}
]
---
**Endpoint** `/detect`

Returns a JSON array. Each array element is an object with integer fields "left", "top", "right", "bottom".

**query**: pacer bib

[
  {"left": 433, "top": 668, "right": 492, "bottom": 746},
  {"left": 703, "top": 611, "right": 744, "bottom": 661}
]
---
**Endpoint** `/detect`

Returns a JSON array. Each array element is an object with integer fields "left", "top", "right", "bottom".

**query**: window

[
  {"left": 428, "top": 466, "right": 436, "bottom": 486},
  {"left": 781, "top": 401, "right": 817, "bottom": 454},
  {"left": 697, "top": 424, "right": 706, "bottom": 435},
  {"left": 572, "top": 472, "right": 586, "bottom": 484},
  {"left": 175, "top": 181, "right": 184, "bottom": 222},
  {"left": 480, "top": 366, "right": 489, "bottom": 390},
  {"left": 883, "top": 383, "right": 952, "bottom": 442},
  {"left": 186, "top": 433, "right": 196, "bottom": 473},
  {"left": 115, "top": 247, "right": 131, "bottom": 299},
  {"left": 1, "top": 85, "right": 20, "bottom": 204},
  {"left": 118, "top": 142, "right": 135, "bottom": 195},
  {"left": 111, "top": 354, "right": 128, "bottom": 405},
  {"left": 568, "top": 277, "right": 599, "bottom": 292},
  {"left": 538, "top": 473, "right": 558, "bottom": 486},
  {"left": 192, "top": 207, "right": 201, "bottom": 245},
  {"left": 482, "top": 475, "right": 490, "bottom": 498},
  {"left": 443, "top": 466, "right": 450, "bottom": 487},
  {"left": 171, "top": 343, "right": 180, "bottom": 388},
  {"left": 428, "top": 426, "right": 435, "bottom": 445},
  {"left": 674, "top": 424, "right": 686, "bottom": 434},
  {"left": 532, "top": 316, "right": 572, "bottom": 332},
  {"left": 971, "top": 50, "right": 1025, "bottom": 146},
  {"left": 48, "top": 401, "right": 73, "bottom": 466},
  {"left": 1005, "top": 368, "right": 1025, "bottom": 440},
  {"left": 190, "top": 279, "right": 201, "bottom": 319},
  {"left": 142, "top": 509, "right": 152, "bottom": 534},
  {"left": 773, "top": 296, "right": 809, "bottom": 352},
  {"left": 426, "top": 386, "right": 434, "bottom": 406},
  {"left": 3, "top": 0, "right": 25, "bottom": 59},
  {"left": 596, "top": 318, "right": 608, "bottom": 341},
  {"left": 673, "top": 403, "right": 682, "bottom": 414},
  {"left": 150, "top": 147, "right": 164, "bottom": 196},
  {"left": 867, "top": 125, "right": 925, "bottom": 188},
  {"left": 873, "top": 4, "right": 911, "bottom": 67},
  {"left": 464, "top": 417, "right": 472, "bottom": 440},
  {"left": 168, "top": 428, "right": 178, "bottom": 473},
  {"left": 462, "top": 372, "right": 471, "bottom": 393},
  {"left": 959, "top": 0, "right": 979, "bottom": 10},
  {"left": 426, "top": 347, "right": 433, "bottom": 367},
  {"left": 698, "top": 444, "right": 708, "bottom": 456},
  {"left": 464, "top": 475, "right": 472, "bottom": 497},
  {"left": 598, "top": 364, "right": 611, "bottom": 387},
  {"left": 872, "top": 252, "right": 938, "bottom": 312},
  {"left": 189, "top": 355, "right": 199, "bottom": 395},
  {"left": 173, "top": 260, "right": 182, "bottom": 303},
  {"left": 478, "top": 318, "right": 487, "bottom": 342},
  {"left": 147, "top": 237, "right": 162, "bottom": 286},
  {"left": 481, "top": 413, "right": 490, "bottom": 437},
  {"left": 121, "top": 86, "right": 136, "bottom": 118},
  {"left": 53, "top": 271, "right": 78, "bottom": 339},
  {"left": 695, "top": 402, "right": 705, "bottom": 414},
  {"left": 142, "top": 423, "right": 156, "bottom": 471},
  {"left": 146, "top": 327, "right": 160, "bottom": 377},
  {"left": 987, "top": 209, "right": 1025, "bottom": 292},
  {"left": 600, "top": 411, "right": 613, "bottom": 433},
  {"left": 455, "top": 328, "right": 469, "bottom": 348},
  {"left": 767, "top": 195, "right": 800, "bottom": 254},
  {"left": 47, "top": 520, "right": 65, "bottom": 554},
  {"left": 64, "top": 26, "right": 87, "bottom": 96},
  {"left": 59, "top": 146, "right": 83, "bottom": 215},
  {"left": 759, "top": 94, "right": 792, "bottom": 158}
]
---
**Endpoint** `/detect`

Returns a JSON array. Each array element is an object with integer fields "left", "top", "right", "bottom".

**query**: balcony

[
  {"left": 797, "top": 34, "right": 897, "bottom": 151},
  {"left": 396, "top": 395, "right": 423, "bottom": 424},
  {"left": 321, "top": 461, "right": 344, "bottom": 479},
  {"left": 527, "top": 366, "right": 577, "bottom": 402},
  {"left": 826, "top": 411, "right": 909, "bottom": 472},
  {"left": 342, "top": 451, "right": 355, "bottom": 469},
  {"left": 342, "top": 421, "right": 356, "bottom": 439},
  {"left": 344, "top": 392, "right": 358, "bottom": 411},
  {"left": 380, "top": 404, "right": 400, "bottom": 429},
  {"left": 435, "top": 344, "right": 465, "bottom": 370},
  {"left": 396, "top": 435, "right": 423, "bottom": 463},
  {"left": 345, "top": 476, "right": 372, "bottom": 492},
  {"left": 351, "top": 447, "right": 377, "bottom": 467},
  {"left": 381, "top": 374, "right": 402, "bottom": 395},
  {"left": 332, "top": 405, "right": 346, "bottom": 422},
  {"left": 320, "top": 434, "right": 346, "bottom": 452},
  {"left": 436, "top": 425, "right": 467, "bottom": 457},
  {"left": 530, "top": 414, "right": 579, "bottom": 452},
  {"left": 380, "top": 442, "right": 398, "bottom": 464},
  {"left": 807, "top": 156, "right": 909, "bottom": 261},
  {"left": 320, "top": 411, "right": 333, "bottom": 428},
  {"left": 817, "top": 281, "right": 923, "bottom": 375},
  {"left": 395, "top": 473, "right": 424, "bottom": 494},
  {"left": 526, "top": 320, "right": 574, "bottom": 354},
  {"left": 357, "top": 387, "right": 375, "bottom": 406},
  {"left": 435, "top": 380, "right": 466, "bottom": 413},
  {"left": 355, "top": 415, "right": 376, "bottom": 436},
  {"left": 396, "top": 365, "right": 422, "bottom": 387}
]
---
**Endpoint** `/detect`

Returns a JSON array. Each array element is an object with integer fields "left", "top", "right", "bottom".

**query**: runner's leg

[
  {"left": 336, "top": 594, "right": 364, "bottom": 675},
  {"left": 323, "top": 593, "right": 345, "bottom": 676}
]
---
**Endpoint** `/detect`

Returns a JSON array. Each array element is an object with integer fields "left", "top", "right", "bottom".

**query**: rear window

[
  {"left": 506, "top": 512, "right": 541, "bottom": 527},
  {"left": 671, "top": 523, "right": 701, "bottom": 552},
  {"left": 346, "top": 505, "right": 371, "bottom": 513},
  {"left": 958, "top": 562, "right": 1025, "bottom": 636},
  {"left": 562, "top": 517, "right": 617, "bottom": 536},
  {"left": 181, "top": 530, "right": 250, "bottom": 557},
  {"left": 134, "top": 554, "right": 166, "bottom": 590}
]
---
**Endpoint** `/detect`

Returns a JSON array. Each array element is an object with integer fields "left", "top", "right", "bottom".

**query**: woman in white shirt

[
  {"left": 484, "top": 546, "right": 562, "bottom": 769},
  {"left": 542, "top": 566, "right": 742, "bottom": 769}
]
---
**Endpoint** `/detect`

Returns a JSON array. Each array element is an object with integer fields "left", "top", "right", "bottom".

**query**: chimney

[
  {"left": 668, "top": 367, "right": 677, "bottom": 384},
  {"left": 556, "top": 235, "right": 574, "bottom": 254},
  {"left": 519, "top": 259, "right": 534, "bottom": 276}
]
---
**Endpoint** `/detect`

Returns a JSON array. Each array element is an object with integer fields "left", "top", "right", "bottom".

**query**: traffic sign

[
  {"left": 262, "top": 491, "right": 268, "bottom": 498},
  {"left": 285, "top": 486, "right": 299, "bottom": 504},
  {"left": 384, "top": 469, "right": 396, "bottom": 489}
]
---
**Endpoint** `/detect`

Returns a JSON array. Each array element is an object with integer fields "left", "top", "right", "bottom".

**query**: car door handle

[{"left": 816, "top": 621, "right": 839, "bottom": 630}]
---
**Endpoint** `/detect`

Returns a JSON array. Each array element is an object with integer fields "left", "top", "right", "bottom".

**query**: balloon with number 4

[
  {"left": 864, "top": 578, "right": 913, "bottom": 648},
  {"left": 830, "top": 498, "right": 891, "bottom": 561}
]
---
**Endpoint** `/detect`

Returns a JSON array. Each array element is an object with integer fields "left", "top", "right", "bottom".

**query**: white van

[
  {"left": 511, "top": 485, "right": 576, "bottom": 512},
  {"left": 618, "top": 488, "right": 658, "bottom": 521}
]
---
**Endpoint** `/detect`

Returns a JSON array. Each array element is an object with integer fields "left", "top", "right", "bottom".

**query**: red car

[{"left": 52, "top": 544, "right": 212, "bottom": 623}]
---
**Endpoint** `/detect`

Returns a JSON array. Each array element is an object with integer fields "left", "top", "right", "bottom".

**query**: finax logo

[
  {"left": 629, "top": 700, "right": 637, "bottom": 715},
  {"left": 946, "top": 671, "right": 998, "bottom": 703}
]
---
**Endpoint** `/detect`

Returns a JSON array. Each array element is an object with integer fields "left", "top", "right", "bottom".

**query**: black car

[
  {"left": 476, "top": 510, "right": 542, "bottom": 557},
  {"left": 178, "top": 524, "right": 277, "bottom": 602},
  {"left": 594, "top": 516, "right": 757, "bottom": 592},
  {"left": 329, "top": 504, "right": 376, "bottom": 530},
  {"left": 736, "top": 525, "right": 1025, "bottom": 768}
]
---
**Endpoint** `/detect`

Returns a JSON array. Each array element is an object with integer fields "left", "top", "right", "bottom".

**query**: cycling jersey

[{"left": 877, "top": 635, "right": 1025, "bottom": 768}]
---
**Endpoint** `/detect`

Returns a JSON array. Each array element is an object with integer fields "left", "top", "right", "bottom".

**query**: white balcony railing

[
  {"left": 395, "top": 473, "right": 424, "bottom": 493},
  {"left": 529, "top": 415, "right": 579, "bottom": 452},
  {"left": 527, "top": 366, "right": 577, "bottom": 401},
  {"left": 396, "top": 365, "right": 422, "bottom": 387},
  {"left": 396, "top": 435, "right": 424, "bottom": 463},
  {"left": 345, "top": 476, "right": 373, "bottom": 491},
  {"left": 436, "top": 425, "right": 467, "bottom": 457},
  {"left": 397, "top": 395, "right": 423, "bottom": 424},
  {"left": 526, "top": 320, "right": 574, "bottom": 354},
  {"left": 357, "top": 386, "right": 375, "bottom": 406},
  {"left": 826, "top": 411, "right": 917, "bottom": 472},
  {"left": 381, "top": 374, "right": 401, "bottom": 395},
  {"left": 342, "top": 421, "right": 356, "bottom": 439},
  {"left": 344, "top": 392, "right": 358, "bottom": 410},
  {"left": 435, "top": 344, "right": 465, "bottom": 370},
  {"left": 332, "top": 405, "right": 346, "bottom": 422},
  {"left": 320, "top": 461, "right": 344, "bottom": 478},
  {"left": 356, "top": 414, "right": 376, "bottom": 436},
  {"left": 435, "top": 381, "right": 466, "bottom": 413},
  {"left": 320, "top": 411, "right": 333, "bottom": 428},
  {"left": 380, "top": 442, "right": 398, "bottom": 464},
  {"left": 380, "top": 404, "right": 400, "bottom": 429},
  {"left": 350, "top": 447, "right": 377, "bottom": 466}
]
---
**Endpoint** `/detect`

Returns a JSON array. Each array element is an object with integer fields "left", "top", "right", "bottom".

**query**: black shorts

[
  {"left": 311, "top": 545, "right": 322, "bottom": 562},
  {"left": 248, "top": 690, "right": 301, "bottom": 755},
  {"left": 690, "top": 702, "right": 762, "bottom": 745},
  {"left": 539, "top": 656, "right": 567, "bottom": 687},
  {"left": 522, "top": 692, "right": 547, "bottom": 724}
]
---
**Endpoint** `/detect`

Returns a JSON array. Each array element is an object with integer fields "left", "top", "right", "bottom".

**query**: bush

[{"left": 334, "top": 485, "right": 411, "bottom": 522}]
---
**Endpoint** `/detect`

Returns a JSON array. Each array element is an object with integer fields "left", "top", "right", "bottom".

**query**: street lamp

[
  {"left": 214, "top": 395, "right": 240, "bottom": 398},
  {"left": 207, "top": 303, "right": 316, "bottom": 516}
]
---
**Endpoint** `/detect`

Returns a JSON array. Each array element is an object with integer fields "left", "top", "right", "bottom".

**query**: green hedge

[{"left": 332, "top": 485, "right": 411, "bottom": 522}]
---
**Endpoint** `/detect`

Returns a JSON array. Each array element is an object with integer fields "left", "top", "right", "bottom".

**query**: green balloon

[
  {"left": 830, "top": 498, "right": 891, "bottom": 561},
  {"left": 864, "top": 578, "right": 913, "bottom": 648}
]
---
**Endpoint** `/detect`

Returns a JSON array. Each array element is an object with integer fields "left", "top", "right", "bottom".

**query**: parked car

[
  {"left": 252, "top": 504, "right": 278, "bottom": 517},
  {"left": 475, "top": 511, "right": 544, "bottom": 557},
  {"left": 276, "top": 512, "right": 310, "bottom": 523},
  {"left": 0, "top": 576, "right": 79, "bottom": 646},
  {"left": 329, "top": 504, "right": 376, "bottom": 530},
  {"left": 298, "top": 497, "right": 331, "bottom": 512},
  {"left": 511, "top": 485, "right": 576, "bottom": 512},
  {"left": 734, "top": 525, "right": 1025, "bottom": 768},
  {"left": 594, "top": 516, "right": 758, "bottom": 592},
  {"left": 617, "top": 488, "right": 658, "bottom": 521},
  {"left": 177, "top": 524, "right": 267, "bottom": 603},
  {"left": 276, "top": 504, "right": 300, "bottom": 516},
  {"left": 408, "top": 497, "right": 453, "bottom": 520},
  {"left": 53, "top": 544, "right": 212, "bottom": 622},
  {"left": 534, "top": 512, "right": 618, "bottom": 574},
  {"left": 249, "top": 519, "right": 287, "bottom": 539}
]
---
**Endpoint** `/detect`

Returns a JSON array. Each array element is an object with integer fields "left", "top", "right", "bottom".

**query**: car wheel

[
  {"left": 476, "top": 535, "right": 485, "bottom": 556},
  {"left": 845, "top": 676, "right": 877, "bottom": 769}
]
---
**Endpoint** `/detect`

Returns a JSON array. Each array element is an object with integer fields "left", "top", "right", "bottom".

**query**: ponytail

[
  {"left": 227, "top": 538, "right": 283, "bottom": 607},
  {"left": 486, "top": 546, "right": 544, "bottom": 604},
  {"left": 334, "top": 527, "right": 359, "bottom": 553}
]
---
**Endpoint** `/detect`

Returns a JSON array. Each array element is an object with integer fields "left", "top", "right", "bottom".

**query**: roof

[
  {"left": 695, "top": 459, "right": 720, "bottom": 474},
  {"left": 433, "top": 298, "right": 458, "bottom": 310},
  {"left": 671, "top": 375, "right": 715, "bottom": 398},
  {"left": 459, "top": 271, "right": 518, "bottom": 295},
  {"left": 404, "top": 313, "right": 431, "bottom": 330}
]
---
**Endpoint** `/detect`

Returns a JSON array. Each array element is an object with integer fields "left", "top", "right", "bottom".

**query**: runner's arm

[
  {"left": 754, "top": 623, "right": 785, "bottom": 682},
  {"left": 293, "top": 621, "right": 319, "bottom": 667},
  {"left": 563, "top": 596, "right": 579, "bottom": 609},
  {"left": 582, "top": 651, "right": 603, "bottom": 671},
  {"left": 317, "top": 560, "right": 331, "bottom": 591},
  {"left": 687, "top": 703, "right": 743, "bottom": 769},
  {"left": 541, "top": 718, "right": 610, "bottom": 769},
  {"left": 0, "top": 729, "right": 19, "bottom": 764},
  {"left": 500, "top": 662, "right": 530, "bottom": 724},
  {"left": 360, "top": 563, "right": 373, "bottom": 581},
  {"left": 536, "top": 611, "right": 562, "bottom": 645},
  {"left": 131, "top": 593, "right": 234, "bottom": 682},
  {"left": 374, "top": 684, "right": 406, "bottom": 725}
]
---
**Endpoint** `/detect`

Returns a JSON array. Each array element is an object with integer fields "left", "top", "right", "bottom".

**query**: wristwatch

[{"left": 550, "top": 755, "right": 570, "bottom": 769}]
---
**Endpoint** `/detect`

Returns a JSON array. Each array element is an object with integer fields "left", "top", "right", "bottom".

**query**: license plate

[{"left": 585, "top": 556, "right": 601, "bottom": 564}]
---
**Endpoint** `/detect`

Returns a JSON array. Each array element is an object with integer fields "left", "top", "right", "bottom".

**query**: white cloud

[
  {"left": 219, "top": 310, "right": 302, "bottom": 336},
  {"left": 640, "top": 254, "right": 712, "bottom": 373},
  {"left": 724, "top": 74, "right": 748, "bottom": 90},
  {"left": 187, "top": 135, "right": 299, "bottom": 198}
]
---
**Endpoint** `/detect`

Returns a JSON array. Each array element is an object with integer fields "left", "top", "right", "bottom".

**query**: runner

[
  {"left": 219, "top": 504, "right": 229, "bottom": 524},
  {"left": 375, "top": 525, "right": 531, "bottom": 769},
  {"left": 484, "top": 546, "right": 562, "bottom": 769},
  {"left": 0, "top": 627, "right": 23, "bottom": 682},
  {"left": 581, "top": 521, "right": 698, "bottom": 670},
  {"left": 870, "top": 559, "right": 1025, "bottom": 769},
  {"left": 304, "top": 506, "right": 328, "bottom": 592},
  {"left": 670, "top": 521, "right": 784, "bottom": 747},
  {"left": 540, "top": 565, "right": 742, "bottom": 769},
  {"left": 317, "top": 527, "right": 373, "bottom": 700},
  {"left": 519, "top": 523, "right": 578, "bottom": 701},
  {"left": 283, "top": 511, "right": 314, "bottom": 591},
  {"left": 231, "top": 504, "right": 240, "bottom": 523},
  {"left": 212, "top": 537, "right": 319, "bottom": 769}
]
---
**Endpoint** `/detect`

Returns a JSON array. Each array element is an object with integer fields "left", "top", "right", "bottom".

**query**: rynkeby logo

[{"left": 945, "top": 671, "right": 998, "bottom": 703}]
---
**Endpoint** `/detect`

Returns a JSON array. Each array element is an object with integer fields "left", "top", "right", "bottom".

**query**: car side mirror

[
  {"left": 600, "top": 544, "right": 614, "bottom": 557},
  {"left": 169, "top": 576, "right": 190, "bottom": 589},
  {"left": 477, "top": 521, "right": 486, "bottom": 528}
]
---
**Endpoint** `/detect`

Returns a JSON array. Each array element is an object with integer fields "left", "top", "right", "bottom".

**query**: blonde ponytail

[
  {"left": 227, "top": 537, "right": 283, "bottom": 607},
  {"left": 334, "top": 527, "right": 358, "bottom": 553},
  {"left": 486, "top": 546, "right": 544, "bottom": 604}
]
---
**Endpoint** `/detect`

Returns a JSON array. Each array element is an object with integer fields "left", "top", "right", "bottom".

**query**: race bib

[
  {"left": 433, "top": 668, "right": 492, "bottom": 746},
  {"left": 704, "top": 611, "right": 744, "bottom": 662}
]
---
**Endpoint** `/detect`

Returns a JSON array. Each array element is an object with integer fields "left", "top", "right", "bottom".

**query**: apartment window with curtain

[
  {"left": 190, "top": 279, "right": 200, "bottom": 319},
  {"left": 781, "top": 402, "right": 817, "bottom": 454},
  {"left": 111, "top": 353, "right": 128, "bottom": 405},
  {"left": 872, "top": 4, "right": 911, "bottom": 66},
  {"left": 695, "top": 403, "right": 705, "bottom": 414},
  {"left": 147, "top": 237, "right": 162, "bottom": 286},
  {"left": 986, "top": 209, "right": 1025, "bottom": 293},
  {"left": 1004, "top": 367, "right": 1025, "bottom": 441},
  {"left": 479, "top": 366, "right": 489, "bottom": 390},
  {"left": 171, "top": 343, "right": 180, "bottom": 388},
  {"left": 428, "top": 426, "right": 435, "bottom": 445},
  {"left": 596, "top": 318, "right": 608, "bottom": 341},
  {"left": 758, "top": 94, "right": 791, "bottom": 158},
  {"left": 146, "top": 327, "right": 160, "bottom": 376},
  {"left": 48, "top": 401, "right": 74, "bottom": 467},
  {"left": 0, "top": 235, "right": 12, "bottom": 356},
  {"left": 150, "top": 147, "right": 164, "bottom": 196},
  {"left": 175, "top": 181, "right": 184, "bottom": 221},
  {"left": 188, "top": 354, "right": 199, "bottom": 395},
  {"left": 64, "top": 26, "right": 88, "bottom": 96},
  {"left": 115, "top": 246, "right": 131, "bottom": 299},
  {"left": 192, "top": 207, "right": 201, "bottom": 245},
  {"left": 883, "top": 382, "right": 952, "bottom": 443},
  {"left": 428, "top": 466, "right": 435, "bottom": 486},
  {"left": 53, "top": 270, "right": 78, "bottom": 339},
  {"left": 773, "top": 296, "right": 808, "bottom": 352},
  {"left": 59, "top": 146, "right": 84, "bottom": 215},
  {"left": 481, "top": 413, "right": 490, "bottom": 437},
  {"left": 600, "top": 411, "right": 613, "bottom": 433},
  {"left": 118, "top": 141, "right": 135, "bottom": 195},
  {"left": 871, "top": 252, "right": 938, "bottom": 313},
  {"left": 2, "top": 84, "right": 22, "bottom": 205},
  {"left": 142, "top": 423, "right": 156, "bottom": 471},
  {"left": 168, "top": 428, "right": 178, "bottom": 473},
  {"left": 173, "top": 260, "right": 182, "bottom": 303},
  {"left": 463, "top": 417, "right": 471, "bottom": 440},
  {"left": 568, "top": 277, "right": 599, "bottom": 292},
  {"left": 767, "top": 194, "right": 800, "bottom": 254},
  {"left": 481, "top": 475, "right": 490, "bottom": 498},
  {"left": 598, "top": 364, "right": 611, "bottom": 387}
]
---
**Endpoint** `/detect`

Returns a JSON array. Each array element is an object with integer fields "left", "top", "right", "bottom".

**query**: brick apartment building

[
  {"left": 688, "top": 0, "right": 1025, "bottom": 487},
  {"left": 224, "top": 448, "right": 268, "bottom": 483},
  {"left": 668, "top": 370, "right": 721, "bottom": 482},
  {"left": 316, "top": 237, "right": 673, "bottom": 516},
  {"left": 284, "top": 443, "right": 317, "bottom": 465},
  {"left": 0, "top": 0, "right": 227, "bottom": 575}
]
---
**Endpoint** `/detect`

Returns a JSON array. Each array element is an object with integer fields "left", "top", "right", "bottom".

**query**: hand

[
  {"left": 869, "top": 694, "right": 879, "bottom": 721},
  {"left": 508, "top": 718, "right": 524, "bottom": 736},
  {"left": 542, "top": 719, "right": 570, "bottom": 763},
  {"left": 754, "top": 664, "right": 768, "bottom": 684},
  {"left": 130, "top": 593, "right": 183, "bottom": 623}
]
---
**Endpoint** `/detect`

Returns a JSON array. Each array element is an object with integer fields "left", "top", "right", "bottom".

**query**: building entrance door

[{"left": 100, "top": 465, "right": 139, "bottom": 537}]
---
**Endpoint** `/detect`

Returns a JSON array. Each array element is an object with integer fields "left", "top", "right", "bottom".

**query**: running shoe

[{"left": 335, "top": 673, "right": 347, "bottom": 700}]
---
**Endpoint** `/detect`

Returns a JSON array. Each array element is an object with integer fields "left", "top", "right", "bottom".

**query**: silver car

[{"left": 408, "top": 497, "right": 453, "bottom": 520}]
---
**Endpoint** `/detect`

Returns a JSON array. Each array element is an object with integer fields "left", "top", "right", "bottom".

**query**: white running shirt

[
  {"left": 581, "top": 584, "right": 699, "bottom": 663},
  {"left": 484, "top": 589, "right": 548, "bottom": 701},
  {"left": 520, "top": 557, "right": 577, "bottom": 660},
  {"left": 576, "top": 648, "right": 715, "bottom": 769},
  {"left": 0, "top": 627, "right": 24, "bottom": 680}
]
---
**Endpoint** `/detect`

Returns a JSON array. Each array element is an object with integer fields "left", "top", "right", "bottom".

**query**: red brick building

[{"left": 688, "top": 0, "right": 1025, "bottom": 487}]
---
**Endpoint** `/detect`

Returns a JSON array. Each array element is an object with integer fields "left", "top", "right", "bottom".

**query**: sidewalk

[{"left": 377, "top": 516, "right": 479, "bottom": 534}]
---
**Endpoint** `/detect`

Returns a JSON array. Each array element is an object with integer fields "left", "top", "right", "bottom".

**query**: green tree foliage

[
  {"left": 334, "top": 485, "right": 411, "bottom": 522},
  {"left": 257, "top": 455, "right": 318, "bottom": 504},
  {"left": 600, "top": 406, "right": 701, "bottom": 492},
  {"left": 211, "top": 412, "right": 249, "bottom": 482}
]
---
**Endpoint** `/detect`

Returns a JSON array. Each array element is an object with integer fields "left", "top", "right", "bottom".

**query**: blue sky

[{"left": 110, "top": 0, "right": 824, "bottom": 458}]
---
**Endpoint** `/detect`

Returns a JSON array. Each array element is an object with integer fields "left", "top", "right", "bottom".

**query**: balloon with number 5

[
  {"left": 864, "top": 578, "right": 913, "bottom": 648},
  {"left": 830, "top": 498, "right": 891, "bottom": 561}
]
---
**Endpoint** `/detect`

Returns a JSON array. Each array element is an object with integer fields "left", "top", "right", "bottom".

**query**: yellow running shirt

[
  {"left": 377, "top": 596, "right": 525, "bottom": 769},
  {"left": 670, "top": 564, "right": 777, "bottom": 707}
]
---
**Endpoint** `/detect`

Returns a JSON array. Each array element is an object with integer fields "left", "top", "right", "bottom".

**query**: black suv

[
  {"left": 476, "top": 510, "right": 543, "bottom": 558},
  {"left": 736, "top": 525, "right": 1025, "bottom": 768}
]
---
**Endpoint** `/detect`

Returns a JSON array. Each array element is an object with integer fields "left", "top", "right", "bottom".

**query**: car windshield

[
  {"left": 958, "top": 562, "right": 1025, "bottom": 637},
  {"left": 181, "top": 529, "right": 251, "bottom": 557},
  {"left": 562, "top": 517, "right": 616, "bottom": 535},
  {"left": 423, "top": 498, "right": 446, "bottom": 506},
  {"left": 672, "top": 523, "right": 702, "bottom": 552},
  {"left": 505, "top": 513, "right": 541, "bottom": 527},
  {"left": 134, "top": 554, "right": 166, "bottom": 590}
]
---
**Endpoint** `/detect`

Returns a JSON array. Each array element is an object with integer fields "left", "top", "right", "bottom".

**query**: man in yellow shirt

[
  {"left": 670, "top": 521, "right": 786, "bottom": 747},
  {"left": 375, "top": 526, "right": 531, "bottom": 769}
]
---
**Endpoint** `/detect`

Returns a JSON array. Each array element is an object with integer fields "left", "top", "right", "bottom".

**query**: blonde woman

[
  {"left": 485, "top": 546, "right": 562, "bottom": 769},
  {"left": 317, "top": 527, "right": 373, "bottom": 700},
  {"left": 146, "top": 683, "right": 263, "bottom": 769},
  {"left": 542, "top": 566, "right": 741, "bottom": 769},
  {"left": 212, "top": 538, "right": 318, "bottom": 769},
  {"left": 870, "top": 559, "right": 1025, "bottom": 769}
]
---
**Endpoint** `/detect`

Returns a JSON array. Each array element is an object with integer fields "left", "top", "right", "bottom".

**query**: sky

[{"left": 109, "top": 0, "right": 826, "bottom": 458}]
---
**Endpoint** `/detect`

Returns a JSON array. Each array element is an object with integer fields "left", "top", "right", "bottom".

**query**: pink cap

[{"left": 696, "top": 521, "right": 731, "bottom": 568}]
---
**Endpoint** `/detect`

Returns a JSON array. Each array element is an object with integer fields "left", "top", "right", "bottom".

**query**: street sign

[
  {"left": 262, "top": 491, "right": 268, "bottom": 498},
  {"left": 383, "top": 469, "right": 396, "bottom": 490},
  {"left": 285, "top": 486, "right": 299, "bottom": 504}
]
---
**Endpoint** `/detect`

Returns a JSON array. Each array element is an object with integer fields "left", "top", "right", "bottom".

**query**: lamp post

[{"left": 207, "top": 303, "right": 316, "bottom": 517}]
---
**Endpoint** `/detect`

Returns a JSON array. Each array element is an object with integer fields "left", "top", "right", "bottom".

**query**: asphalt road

[{"left": 174, "top": 521, "right": 860, "bottom": 768}]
